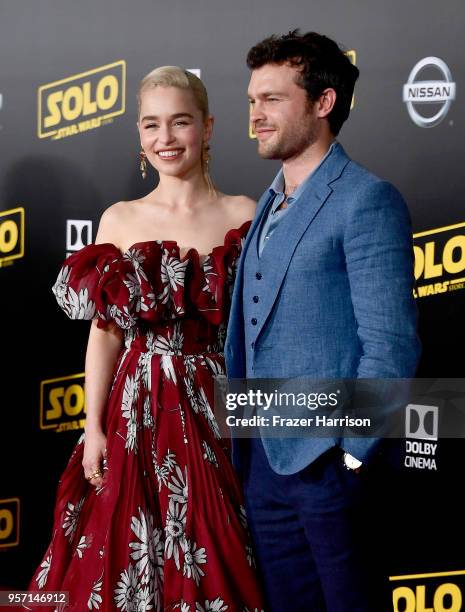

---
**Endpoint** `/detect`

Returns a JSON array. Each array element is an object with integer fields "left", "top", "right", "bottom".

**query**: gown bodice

[{"left": 52, "top": 220, "right": 251, "bottom": 356}]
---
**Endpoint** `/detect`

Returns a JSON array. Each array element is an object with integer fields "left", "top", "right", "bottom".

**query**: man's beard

[{"left": 256, "top": 108, "right": 318, "bottom": 161}]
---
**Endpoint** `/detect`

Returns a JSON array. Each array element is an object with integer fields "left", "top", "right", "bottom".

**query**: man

[{"left": 224, "top": 31, "right": 421, "bottom": 611}]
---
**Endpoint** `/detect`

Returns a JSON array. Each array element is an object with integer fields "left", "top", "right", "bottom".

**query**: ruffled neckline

[
  {"left": 97, "top": 219, "right": 252, "bottom": 262},
  {"left": 53, "top": 219, "right": 252, "bottom": 330}
]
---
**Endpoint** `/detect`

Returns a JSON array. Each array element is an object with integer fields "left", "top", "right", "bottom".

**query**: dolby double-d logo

[
  {"left": 405, "top": 404, "right": 438, "bottom": 440},
  {"left": 403, "top": 57, "right": 456, "bottom": 128}
]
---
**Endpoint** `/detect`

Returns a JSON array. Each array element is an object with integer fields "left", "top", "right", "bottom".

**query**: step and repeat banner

[{"left": 1, "top": 1, "right": 464, "bottom": 608}]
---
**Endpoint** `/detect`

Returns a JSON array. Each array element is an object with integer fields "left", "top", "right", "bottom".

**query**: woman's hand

[{"left": 82, "top": 428, "right": 107, "bottom": 488}]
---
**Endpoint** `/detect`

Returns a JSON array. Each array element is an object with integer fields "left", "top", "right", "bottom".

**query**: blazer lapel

[{"left": 253, "top": 142, "right": 351, "bottom": 343}]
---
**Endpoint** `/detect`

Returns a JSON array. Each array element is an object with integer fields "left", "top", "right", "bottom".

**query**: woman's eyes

[{"left": 145, "top": 121, "right": 189, "bottom": 129}]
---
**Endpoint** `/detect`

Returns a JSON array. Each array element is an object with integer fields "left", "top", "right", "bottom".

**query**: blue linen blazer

[{"left": 224, "top": 142, "right": 421, "bottom": 475}]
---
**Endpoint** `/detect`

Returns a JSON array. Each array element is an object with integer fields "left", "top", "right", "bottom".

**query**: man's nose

[{"left": 250, "top": 101, "right": 266, "bottom": 124}]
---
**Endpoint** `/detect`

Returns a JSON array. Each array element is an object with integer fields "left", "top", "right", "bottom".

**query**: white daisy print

[
  {"left": 202, "top": 441, "right": 218, "bottom": 468},
  {"left": 164, "top": 499, "right": 187, "bottom": 570},
  {"left": 183, "top": 355, "right": 197, "bottom": 379},
  {"left": 245, "top": 544, "right": 256, "bottom": 568},
  {"left": 62, "top": 497, "right": 85, "bottom": 542},
  {"left": 195, "top": 599, "right": 228, "bottom": 612},
  {"left": 123, "top": 249, "right": 148, "bottom": 279},
  {"left": 76, "top": 535, "right": 89, "bottom": 559},
  {"left": 238, "top": 505, "right": 248, "bottom": 531},
  {"left": 140, "top": 290, "right": 157, "bottom": 312},
  {"left": 154, "top": 322, "right": 184, "bottom": 355},
  {"left": 129, "top": 508, "right": 164, "bottom": 585},
  {"left": 162, "top": 450, "right": 177, "bottom": 472},
  {"left": 181, "top": 538, "right": 207, "bottom": 585},
  {"left": 36, "top": 553, "right": 52, "bottom": 588},
  {"left": 197, "top": 387, "right": 221, "bottom": 439},
  {"left": 167, "top": 464, "right": 188, "bottom": 504},
  {"left": 173, "top": 603, "right": 191, "bottom": 612},
  {"left": 87, "top": 573, "right": 103, "bottom": 609},
  {"left": 121, "top": 371, "right": 140, "bottom": 453},
  {"left": 114, "top": 563, "right": 139, "bottom": 610},
  {"left": 159, "top": 251, "right": 188, "bottom": 297},
  {"left": 107, "top": 303, "right": 137, "bottom": 329},
  {"left": 123, "top": 272, "right": 142, "bottom": 312},
  {"left": 52, "top": 265, "right": 71, "bottom": 301},
  {"left": 205, "top": 356, "right": 225, "bottom": 376},
  {"left": 183, "top": 376, "right": 199, "bottom": 413},
  {"left": 135, "top": 585, "right": 154, "bottom": 611},
  {"left": 63, "top": 286, "right": 96, "bottom": 320},
  {"left": 142, "top": 394, "right": 153, "bottom": 428},
  {"left": 153, "top": 450, "right": 176, "bottom": 491},
  {"left": 160, "top": 355, "right": 177, "bottom": 383}
]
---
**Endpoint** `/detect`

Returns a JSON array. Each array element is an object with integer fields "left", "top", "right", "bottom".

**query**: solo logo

[
  {"left": 391, "top": 569, "right": 464, "bottom": 612},
  {"left": 38, "top": 60, "right": 126, "bottom": 140},
  {"left": 403, "top": 57, "right": 456, "bottom": 128},
  {"left": 66, "top": 219, "right": 92, "bottom": 256},
  {"left": 40, "top": 373, "right": 86, "bottom": 432},
  {"left": 248, "top": 49, "right": 356, "bottom": 139},
  {"left": 413, "top": 222, "right": 465, "bottom": 298},
  {"left": 0, "top": 498, "right": 20, "bottom": 548},
  {"left": 0, "top": 207, "right": 25, "bottom": 267}
]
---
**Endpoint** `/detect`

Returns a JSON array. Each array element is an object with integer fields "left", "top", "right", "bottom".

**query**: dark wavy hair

[{"left": 246, "top": 30, "right": 359, "bottom": 135}]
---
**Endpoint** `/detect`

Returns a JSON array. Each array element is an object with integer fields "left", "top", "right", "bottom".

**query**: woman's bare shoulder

[
  {"left": 95, "top": 200, "right": 136, "bottom": 246},
  {"left": 220, "top": 193, "right": 256, "bottom": 224}
]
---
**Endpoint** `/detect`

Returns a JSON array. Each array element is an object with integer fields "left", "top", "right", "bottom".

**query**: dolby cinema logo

[
  {"left": 404, "top": 404, "right": 439, "bottom": 471},
  {"left": 403, "top": 57, "right": 456, "bottom": 128},
  {"left": 66, "top": 219, "right": 92, "bottom": 257}
]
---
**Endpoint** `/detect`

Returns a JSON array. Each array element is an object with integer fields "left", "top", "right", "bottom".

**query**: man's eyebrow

[
  {"left": 248, "top": 91, "right": 284, "bottom": 99},
  {"left": 140, "top": 112, "right": 195, "bottom": 121}
]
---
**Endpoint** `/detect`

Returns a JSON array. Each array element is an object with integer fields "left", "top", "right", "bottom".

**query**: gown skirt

[{"left": 26, "top": 221, "right": 265, "bottom": 612}]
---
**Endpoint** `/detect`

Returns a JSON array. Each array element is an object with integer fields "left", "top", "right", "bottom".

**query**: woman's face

[{"left": 138, "top": 85, "right": 212, "bottom": 180}]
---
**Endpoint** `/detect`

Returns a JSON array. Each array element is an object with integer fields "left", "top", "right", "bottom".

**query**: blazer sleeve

[
  {"left": 344, "top": 179, "right": 421, "bottom": 378},
  {"left": 341, "top": 180, "right": 421, "bottom": 462}
]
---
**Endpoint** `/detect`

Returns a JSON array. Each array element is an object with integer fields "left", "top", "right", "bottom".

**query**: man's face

[{"left": 248, "top": 62, "right": 319, "bottom": 161}]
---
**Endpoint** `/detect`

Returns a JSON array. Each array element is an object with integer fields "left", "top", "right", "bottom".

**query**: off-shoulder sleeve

[
  {"left": 51, "top": 243, "right": 138, "bottom": 329},
  {"left": 51, "top": 220, "right": 251, "bottom": 330}
]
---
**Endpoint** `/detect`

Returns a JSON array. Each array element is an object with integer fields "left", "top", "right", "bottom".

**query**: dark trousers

[{"left": 242, "top": 437, "right": 389, "bottom": 612}]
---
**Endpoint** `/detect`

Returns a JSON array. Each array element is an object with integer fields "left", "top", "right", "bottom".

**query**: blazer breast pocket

[{"left": 290, "top": 238, "right": 342, "bottom": 273}]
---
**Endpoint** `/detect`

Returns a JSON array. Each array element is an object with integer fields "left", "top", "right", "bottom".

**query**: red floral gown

[{"left": 27, "top": 221, "right": 265, "bottom": 612}]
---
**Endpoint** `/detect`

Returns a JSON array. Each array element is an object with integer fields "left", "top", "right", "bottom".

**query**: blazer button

[
  {"left": 253, "top": 296, "right": 259, "bottom": 303},
  {"left": 255, "top": 272, "right": 262, "bottom": 280},
  {"left": 251, "top": 318, "right": 257, "bottom": 325}
]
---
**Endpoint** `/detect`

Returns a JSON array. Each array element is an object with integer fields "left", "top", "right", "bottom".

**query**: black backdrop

[{"left": 1, "top": 1, "right": 464, "bottom": 608}]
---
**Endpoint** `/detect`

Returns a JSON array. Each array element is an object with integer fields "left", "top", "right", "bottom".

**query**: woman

[{"left": 27, "top": 66, "right": 265, "bottom": 612}]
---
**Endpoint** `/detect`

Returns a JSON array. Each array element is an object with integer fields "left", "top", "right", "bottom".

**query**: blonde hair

[{"left": 138, "top": 66, "right": 215, "bottom": 193}]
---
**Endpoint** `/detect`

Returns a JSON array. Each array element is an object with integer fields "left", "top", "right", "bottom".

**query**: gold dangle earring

[
  {"left": 203, "top": 143, "right": 211, "bottom": 170},
  {"left": 202, "top": 143, "right": 215, "bottom": 194},
  {"left": 139, "top": 150, "right": 147, "bottom": 179}
]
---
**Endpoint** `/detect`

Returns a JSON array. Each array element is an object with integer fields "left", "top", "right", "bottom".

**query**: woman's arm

[
  {"left": 82, "top": 321, "right": 124, "bottom": 488},
  {"left": 82, "top": 204, "right": 125, "bottom": 488}
]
